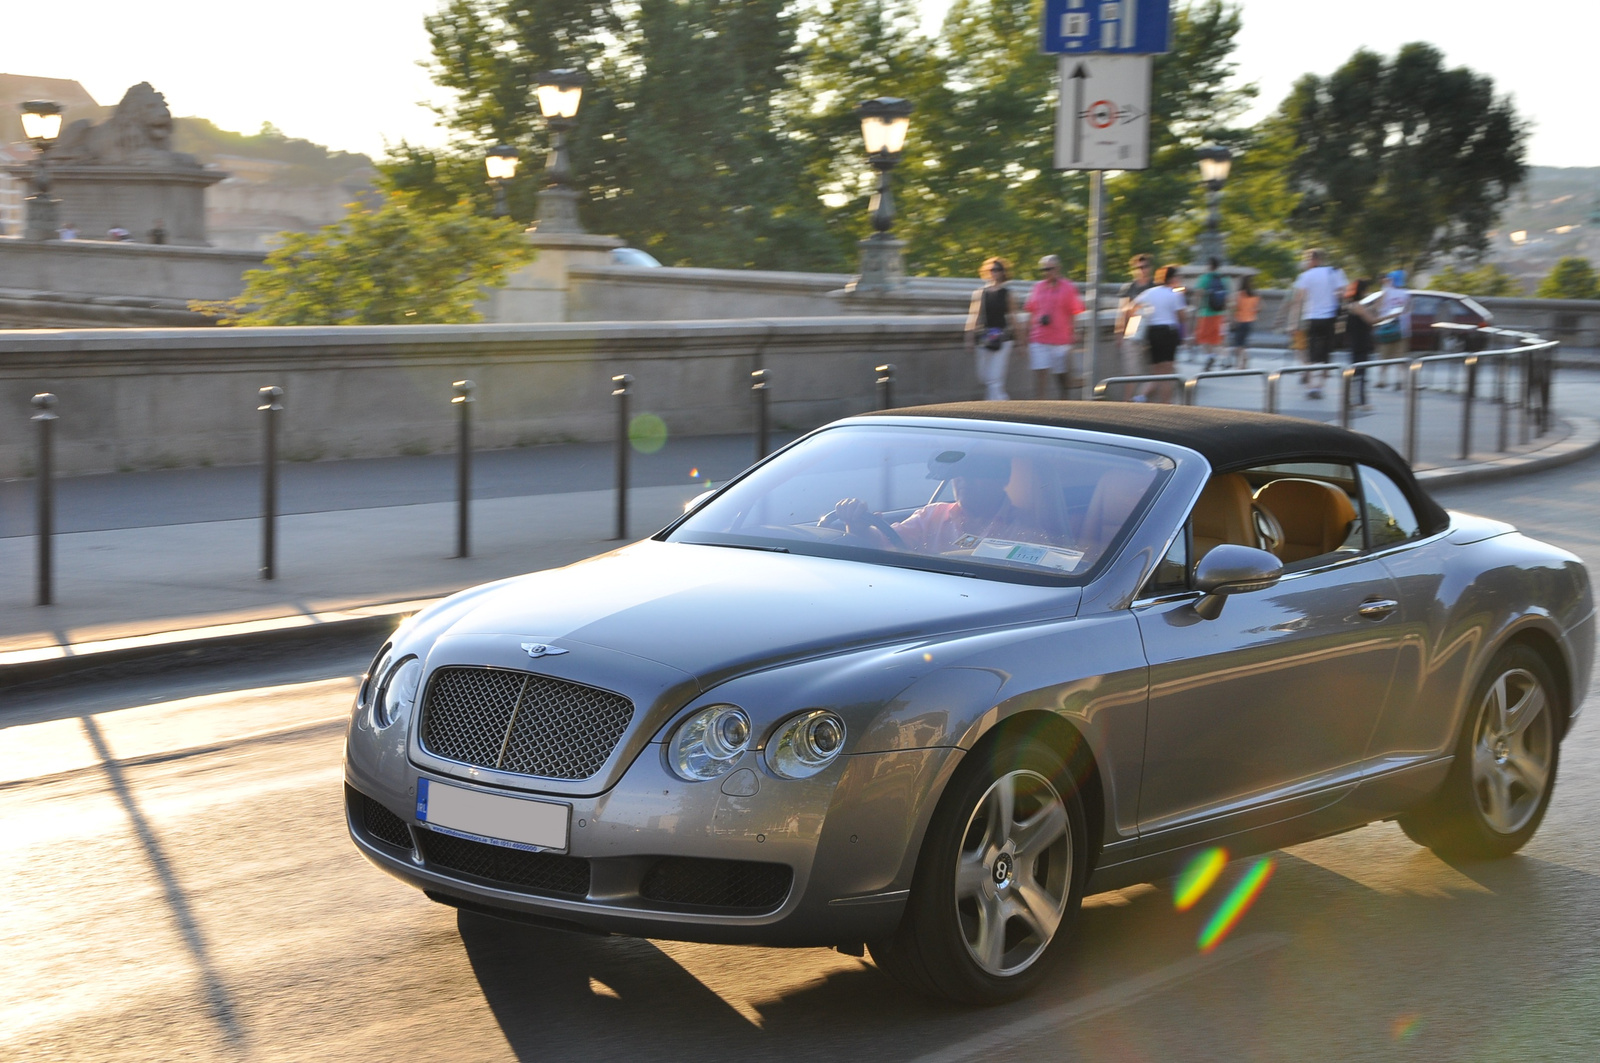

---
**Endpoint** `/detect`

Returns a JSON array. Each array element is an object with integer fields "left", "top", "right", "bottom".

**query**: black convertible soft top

[{"left": 875, "top": 400, "right": 1450, "bottom": 533}]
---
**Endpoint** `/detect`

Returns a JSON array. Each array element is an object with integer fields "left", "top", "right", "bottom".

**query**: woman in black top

[
  {"left": 966, "top": 257, "right": 1022, "bottom": 400},
  {"left": 1345, "top": 278, "right": 1377, "bottom": 408}
]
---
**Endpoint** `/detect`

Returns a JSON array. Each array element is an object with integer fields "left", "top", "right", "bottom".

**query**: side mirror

[{"left": 1192, "top": 544, "right": 1282, "bottom": 620}]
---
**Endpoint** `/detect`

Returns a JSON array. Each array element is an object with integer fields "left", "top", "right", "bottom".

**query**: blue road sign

[{"left": 1042, "top": 0, "right": 1171, "bottom": 55}]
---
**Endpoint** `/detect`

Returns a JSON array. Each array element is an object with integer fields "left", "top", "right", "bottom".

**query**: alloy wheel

[
  {"left": 954, "top": 769, "right": 1073, "bottom": 976},
  {"left": 1470, "top": 667, "right": 1553, "bottom": 835}
]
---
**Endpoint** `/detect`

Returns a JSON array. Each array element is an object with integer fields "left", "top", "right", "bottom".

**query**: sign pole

[{"left": 1084, "top": 171, "right": 1103, "bottom": 399}]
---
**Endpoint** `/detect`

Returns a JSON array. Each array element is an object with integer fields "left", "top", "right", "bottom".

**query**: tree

[
  {"left": 1536, "top": 257, "right": 1600, "bottom": 300},
  {"left": 193, "top": 193, "right": 534, "bottom": 325},
  {"left": 1427, "top": 263, "right": 1523, "bottom": 297},
  {"left": 1278, "top": 43, "right": 1527, "bottom": 277}
]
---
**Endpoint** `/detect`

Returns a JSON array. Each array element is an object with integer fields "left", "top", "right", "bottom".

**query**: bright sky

[{"left": 2, "top": 1, "right": 1592, "bottom": 168}]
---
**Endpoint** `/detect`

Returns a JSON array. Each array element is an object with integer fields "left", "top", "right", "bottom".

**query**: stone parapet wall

[{"left": 0, "top": 316, "right": 983, "bottom": 478}]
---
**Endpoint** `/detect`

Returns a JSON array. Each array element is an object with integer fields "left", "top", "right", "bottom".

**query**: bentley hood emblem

[{"left": 520, "top": 642, "right": 568, "bottom": 659}]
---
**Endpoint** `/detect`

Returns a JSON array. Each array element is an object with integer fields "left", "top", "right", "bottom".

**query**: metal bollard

[
  {"left": 612, "top": 374, "right": 633, "bottom": 541},
  {"left": 876, "top": 363, "right": 896, "bottom": 411},
  {"left": 452, "top": 380, "right": 475, "bottom": 558},
  {"left": 752, "top": 369, "right": 771, "bottom": 462},
  {"left": 258, "top": 385, "right": 283, "bottom": 580},
  {"left": 31, "top": 393, "right": 58, "bottom": 606},
  {"left": 1459, "top": 357, "right": 1478, "bottom": 461},
  {"left": 1404, "top": 362, "right": 1421, "bottom": 467}
]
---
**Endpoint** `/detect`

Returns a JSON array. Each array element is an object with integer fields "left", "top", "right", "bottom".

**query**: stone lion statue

[{"left": 50, "top": 82, "right": 200, "bottom": 169}]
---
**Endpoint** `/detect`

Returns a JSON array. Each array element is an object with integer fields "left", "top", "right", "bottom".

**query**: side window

[
  {"left": 1359, "top": 466, "right": 1420, "bottom": 548},
  {"left": 1149, "top": 525, "right": 1190, "bottom": 593}
]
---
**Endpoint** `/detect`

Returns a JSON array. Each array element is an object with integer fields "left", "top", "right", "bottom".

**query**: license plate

[{"left": 416, "top": 777, "right": 569, "bottom": 852}]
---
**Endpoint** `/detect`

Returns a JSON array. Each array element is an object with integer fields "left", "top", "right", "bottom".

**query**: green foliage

[
  {"left": 1278, "top": 43, "right": 1527, "bottom": 276},
  {"left": 193, "top": 193, "right": 534, "bottom": 325},
  {"left": 1427, "top": 262, "right": 1524, "bottom": 298},
  {"left": 1536, "top": 257, "right": 1600, "bottom": 301}
]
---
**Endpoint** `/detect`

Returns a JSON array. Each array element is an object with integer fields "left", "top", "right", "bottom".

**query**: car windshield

[{"left": 668, "top": 424, "right": 1173, "bottom": 583}]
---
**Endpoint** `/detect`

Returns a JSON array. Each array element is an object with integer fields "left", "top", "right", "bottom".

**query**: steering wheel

[{"left": 819, "top": 508, "right": 909, "bottom": 550}]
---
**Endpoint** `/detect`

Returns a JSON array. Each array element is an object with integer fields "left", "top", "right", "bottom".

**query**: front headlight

[
  {"left": 670, "top": 704, "right": 752, "bottom": 780},
  {"left": 767, "top": 710, "right": 847, "bottom": 779},
  {"left": 374, "top": 656, "right": 422, "bottom": 728}
]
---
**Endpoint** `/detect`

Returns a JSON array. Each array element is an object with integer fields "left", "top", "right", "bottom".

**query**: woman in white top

[{"left": 1130, "top": 264, "right": 1189, "bottom": 402}]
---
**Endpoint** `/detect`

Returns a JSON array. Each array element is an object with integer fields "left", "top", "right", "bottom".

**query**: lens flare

[
  {"left": 1391, "top": 1013, "right": 1423, "bottom": 1042},
  {"left": 1173, "top": 847, "right": 1228, "bottom": 911},
  {"left": 1196, "top": 856, "right": 1275, "bottom": 952},
  {"left": 689, "top": 467, "right": 699, "bottom": 479},
  {"left": 628, "top": 413, "right": 668, "bottom": 454}
]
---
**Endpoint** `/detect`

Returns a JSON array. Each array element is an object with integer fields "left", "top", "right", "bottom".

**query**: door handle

[{"left": 1358, "top": 598, "right": 1398, "bottom": 620}]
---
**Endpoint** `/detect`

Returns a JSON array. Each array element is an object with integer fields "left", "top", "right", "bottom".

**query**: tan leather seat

[
  {"left": 1081, "top": 469, "right": 1153, "bottom": 556},
  {"left": 1192, "top": 473, "right": 1255, "bottom": 559},
  {"left": 1254, "top": 479, "right": 1358, "bottom": 563}
]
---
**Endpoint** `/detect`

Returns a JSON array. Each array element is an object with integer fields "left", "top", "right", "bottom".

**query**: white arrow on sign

[{"left": 1054, "top": 54, "right": 1152, "bottom": 172}]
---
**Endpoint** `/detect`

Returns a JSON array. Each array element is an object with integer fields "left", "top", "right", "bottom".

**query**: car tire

[
  {"left": 1398, "top": 643, "right": 1561, "bottom": 860},
  {"left": 869, "top": 731, "right": 1088, "bottom": 1004}
]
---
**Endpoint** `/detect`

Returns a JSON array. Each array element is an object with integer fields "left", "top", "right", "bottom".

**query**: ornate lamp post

[
  {"left": 1196, "top": 142, "right": 1233, "bottom": 266},
  {"left": 849, "top": 97, "right": 914, "bottom": 295},
  {"left": 20, "top": 101, "right": 64, "bottom": 241},
  {"left": 533, "top": 69, "right": 587, "bottom": 234},
  {"left": 485, "top": 144, "right": 520, "bottom": 218}
]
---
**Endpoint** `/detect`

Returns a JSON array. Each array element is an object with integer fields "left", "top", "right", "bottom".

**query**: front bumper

[{"left": 345, "top": 734, "right": 960, "bottom": 947}]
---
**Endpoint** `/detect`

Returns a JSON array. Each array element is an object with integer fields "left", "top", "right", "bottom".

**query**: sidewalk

[{"left": 3, "top": 371, "right": 1597, "bottom": 687}]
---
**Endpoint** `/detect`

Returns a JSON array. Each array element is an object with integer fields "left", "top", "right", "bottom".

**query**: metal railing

[{"left": 1094, "top": 326, "right": 1559, "bottom": 468}]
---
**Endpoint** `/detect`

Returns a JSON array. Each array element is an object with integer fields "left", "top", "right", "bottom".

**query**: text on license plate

[{"left": 416, "top": 777, "right": 569, "bottom": 852}]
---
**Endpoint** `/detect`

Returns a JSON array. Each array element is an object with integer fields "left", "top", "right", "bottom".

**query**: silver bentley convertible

[{"left": 345, "top": 402, "right": 1593, "bottom": 1003}]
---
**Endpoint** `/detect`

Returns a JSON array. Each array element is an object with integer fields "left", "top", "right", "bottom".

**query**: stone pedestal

[
  {"left": 39, "top": 165, "right": 223, "bottom": 245},
  {"left": 23, "top": 191, "right": 60, "bottom": 241},
  {"left": 534, "top": 187, "right": 585, "bottom": 235},
  {"left": 484, "top": 229, "right": 624, "bottom": 323},
  {"left": 846, "top": 235, "right": 906, "bottom": 295}
]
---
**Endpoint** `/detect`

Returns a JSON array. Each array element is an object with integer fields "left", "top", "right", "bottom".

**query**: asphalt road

[{"left": 4, "top": 460, "right": 1600, "bottom": 1062}]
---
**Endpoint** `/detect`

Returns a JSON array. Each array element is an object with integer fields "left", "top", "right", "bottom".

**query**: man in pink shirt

[{"left": 1025, "top": 255, "right": 1086, "bottom": 399}]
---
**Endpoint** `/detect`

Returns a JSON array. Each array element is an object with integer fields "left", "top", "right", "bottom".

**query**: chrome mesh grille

[{"left": 419, "top": 666, "right": 634, "bottom": 780}]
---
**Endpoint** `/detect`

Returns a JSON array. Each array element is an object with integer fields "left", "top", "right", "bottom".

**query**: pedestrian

[
  {"left": 107, "top": 223, "right": 130, "bottom": 241},
  {"left": 1115, "top": 254, "right": 1156, "bottom": 376},
  {"left": 1024, "top": 254, "right": 1085, "bottom": 399},
  {"left": 1373, "top": 269, "right": 1412, "bottom": 389},
  {"left": 966, "top": 257, "right": 1022, "bottom": 401},
  {"left": 1130, "top": 264, "right": 1188, "bottom": 403},
  {"left": 1194, "top": 257, "right": 1229, "bottom": 370},
  {"left": 1345, "top": 278, "right": 1378, "bottom": 408},
  {"left": 149, "top": 219, "right": 167, "bottom": 245},
  {"left": 1229, "top": 273, "right": 1259, "bottom": 369},
  {"left": 58, "top": 222, "right": 78, "bottom": 240},
  {"left": 1283, "top": 248, "right": 1348, "bottom": 400}
]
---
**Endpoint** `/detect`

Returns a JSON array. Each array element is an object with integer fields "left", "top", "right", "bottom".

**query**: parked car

[
  {"left": 346, "top": 402, "right": 1591, "bottom": 1003},
  {"left": 1360, "top": 288, "right": 1494, "bottom": 352},
  {"left": 610, "top": 246, "right": 663, "bottom": 268}
]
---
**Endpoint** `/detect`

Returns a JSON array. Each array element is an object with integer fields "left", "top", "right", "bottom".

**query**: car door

[{"left": 1132, "top": 463, "right": 1405, "bottom": 838}]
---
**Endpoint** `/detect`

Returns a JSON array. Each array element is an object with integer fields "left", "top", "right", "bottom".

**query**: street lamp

[
  {"left": 532, "top": 68, "right": 588, "bottom": 234},
  {"left": 851, "top": 96, "right": 914, "bottom": 294},
  {"left": 20, "top": 100, "right": 63, "bottom": 241},
  {"left": 1196, "top": 143, "right": 1233, "bottom": 266},
  {"left": 485, "top": 144, "right": 520, "bottom": 218}
]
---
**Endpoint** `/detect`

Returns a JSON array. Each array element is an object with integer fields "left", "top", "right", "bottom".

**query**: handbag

[
  {"left": 1375, "top": 316, "right": 1403, "bottom": 344},
  {"left": 1124, "top": 313, "right": 1148, "bottom": 342}
]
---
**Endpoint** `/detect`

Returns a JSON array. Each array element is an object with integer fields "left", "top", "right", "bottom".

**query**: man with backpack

[{"left": 1194, "top": 257, "right": 1229, "bottom": 370}]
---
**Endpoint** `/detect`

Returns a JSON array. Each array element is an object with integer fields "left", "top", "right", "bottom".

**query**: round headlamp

[
  {"left": 670, "top": 704, "right": 752, "bottom": 781},
  {"left": 374, "top": 656, "right": 422, "bottom": 728},
  {"left": 767, "top": 710, "right": 847, "bottom": 779}
]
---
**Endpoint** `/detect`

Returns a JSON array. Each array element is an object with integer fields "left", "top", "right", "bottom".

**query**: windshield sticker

[{"left": 971, "top": 539, "right": 1085, "bottom": 571}]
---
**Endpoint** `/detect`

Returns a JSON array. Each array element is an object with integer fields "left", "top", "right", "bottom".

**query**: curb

[
  {"left": 6, "top": 418, "right": 1599, "bottom": 691},
  {"left": 1414, "top": 415, "right": 1600, "bottom": 488},
  {"left": 0, "top": 598, "right": 437, "bottom": 691}
]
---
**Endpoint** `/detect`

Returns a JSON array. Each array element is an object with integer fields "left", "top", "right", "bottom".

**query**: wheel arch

[
  {"left": 1502, "top": 625, "right": 1573, "bottom": 737},
  {"left": 968, "top": 710, "right": 1106, "bottom": 871}
]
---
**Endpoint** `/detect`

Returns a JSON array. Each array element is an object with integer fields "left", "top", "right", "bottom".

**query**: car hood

[{"left": 439, "top": 538, "right": 1081, "bottom": 687}]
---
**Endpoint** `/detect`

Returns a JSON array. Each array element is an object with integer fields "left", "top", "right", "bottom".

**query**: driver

[{"left": 834, "top": 449, "right": 1042, "bottom": 552}]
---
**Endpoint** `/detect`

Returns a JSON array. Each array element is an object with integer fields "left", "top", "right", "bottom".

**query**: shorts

[
  {"left": 1229, "top": 320, "right": 1253, "bottom": 349},
  {"left": 1195, "top": 315, "right": 1225, "bottom": 346},
  {"left": 1305, "top": 317, "right": 1336, "bottom": 364},
  {"left": 1028, "top": 342, "right": 1068, "bottom": 372},
  {"left": 1145, "top": 325, "right": 1179, "bottom": 366}
]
